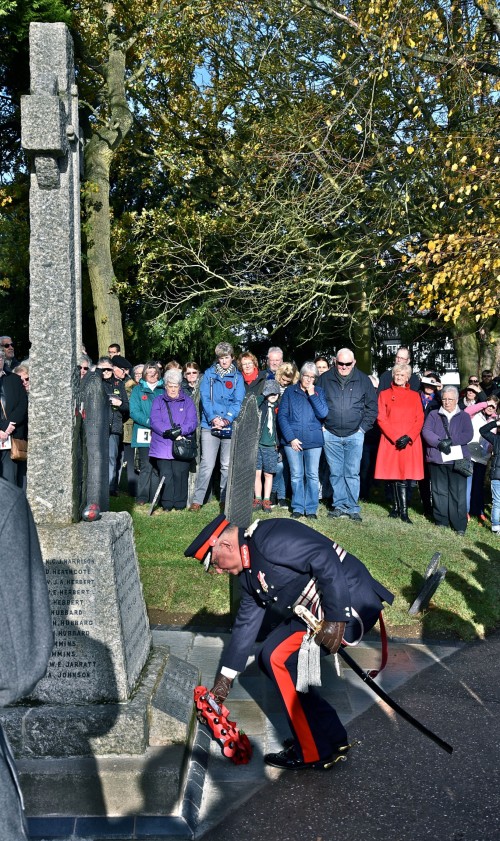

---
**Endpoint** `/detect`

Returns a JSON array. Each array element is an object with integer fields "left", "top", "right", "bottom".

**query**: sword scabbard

[{"left": 294, "top": 603, "right": 453, "bottom": 755}]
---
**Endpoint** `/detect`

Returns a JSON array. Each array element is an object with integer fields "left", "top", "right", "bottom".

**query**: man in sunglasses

[
  {"left": 479, "top": 369, "right": 499, "bottom": 398},
  {"left": 318, "top": 349, "right": 377, "bottom": 522},
  {"left": 0, "top": 337, "right": 19, "bottom": 374}
]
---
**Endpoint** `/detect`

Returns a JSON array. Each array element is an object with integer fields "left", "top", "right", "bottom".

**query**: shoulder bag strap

[
  {"left": 164, "top": 398, "right": 174, "bottom": 429},
  {"left": 440, "top": 414, "right": 450, "bottom": 437}
]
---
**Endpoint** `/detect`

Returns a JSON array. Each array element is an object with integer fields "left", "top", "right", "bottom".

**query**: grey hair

[
  {"left": 0, "top": 347, "right": 5, "bottom": 360},
  {"left": 267, "top": 346, "right": 283, "bottom": 358},
  {"left": 133, "top": 363, "right": 144, "bottom": 375},
  {"left": 215, "top": 341, "right": 234, "bottom": 358},
  {"left": 336, "top": 347, "right": 355, "bottom": 362},
  {"left": 0, "top": 336, "right": 12, "bottom": 344},
  {"left": 164, "top": 368, "right": 183, "bottom": 386},
  {"left": 392, "top": 363, "right": 412, "bottom": 379},
  {"left": 13, "top": 362, "right": 29, "bottom": 375},
  {"left": 442, "top": 385, "right": 459, "bottom": 399},
  {"left": 300, "top": 361, "right": 319, "bottom": 379}
]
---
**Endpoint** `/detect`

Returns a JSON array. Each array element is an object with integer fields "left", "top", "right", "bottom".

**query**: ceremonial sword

[{"left": 294, "top": 604, "right": 453, "bottom": 755}]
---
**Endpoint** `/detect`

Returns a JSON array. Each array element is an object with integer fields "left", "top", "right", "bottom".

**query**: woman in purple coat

[
  {"left": 149, "top": 369, "right": 198, "bottom": 511},
  {"left": 422, "top": 385, "right": 473, "bottom": 535}
]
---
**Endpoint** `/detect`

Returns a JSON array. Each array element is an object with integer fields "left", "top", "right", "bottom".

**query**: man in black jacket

[
  {"left": 318, "top": 348, "right": 377, "bottom": 522},
  {"left": 96, "top": 357, "right": 129, "bottom": 495}
]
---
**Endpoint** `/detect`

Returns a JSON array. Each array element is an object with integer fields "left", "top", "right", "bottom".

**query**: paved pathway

[
  {"left": 155, "top": 629, "right": 462, "bottom": 838},
  {"left": 28, "top": 628, "right": 474, "bottom": 840}
]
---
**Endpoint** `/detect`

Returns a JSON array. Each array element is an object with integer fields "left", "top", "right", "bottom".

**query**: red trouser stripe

[{"left": 269, "top": 631, "right": 320, "bottom": 763}]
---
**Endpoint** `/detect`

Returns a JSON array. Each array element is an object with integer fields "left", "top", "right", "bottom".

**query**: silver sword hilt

[{"left": 293, "top": 603, "right": 322, "bottom": 633}]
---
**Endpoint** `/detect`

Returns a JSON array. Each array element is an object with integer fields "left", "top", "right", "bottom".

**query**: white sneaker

[{"left": 492, "top": 526, "right": 500, "bottom": 534}]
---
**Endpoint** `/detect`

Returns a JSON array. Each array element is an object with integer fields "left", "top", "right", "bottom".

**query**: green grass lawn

[{"left": 111, "top": 489, "right": 500, "bottom": 641}]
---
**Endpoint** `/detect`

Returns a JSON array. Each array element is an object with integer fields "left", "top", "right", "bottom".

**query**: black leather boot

[
  {"left": 388, "top": 481, "right": 399, "bottom": 518},
  {"left": 396, "top": 481, "right": 413, "bottom": 524}
]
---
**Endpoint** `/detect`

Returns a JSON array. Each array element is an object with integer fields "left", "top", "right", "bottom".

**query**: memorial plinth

[{"left": 32, "top": 512, "right": 150, "bottom": 704}]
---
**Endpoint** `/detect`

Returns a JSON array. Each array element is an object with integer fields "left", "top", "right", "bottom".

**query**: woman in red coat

[{"left": 375, "top": 364, "right": 424, "bottom": 523}]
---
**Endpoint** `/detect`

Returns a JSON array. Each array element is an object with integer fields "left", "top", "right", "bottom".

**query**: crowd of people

[{"left": 2, "top": 333, "right": 500, "bottom": 537}]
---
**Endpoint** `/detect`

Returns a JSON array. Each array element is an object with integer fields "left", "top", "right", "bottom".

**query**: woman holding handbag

[
  {"left": 149, "top": 368, "right": 198, "bottom": 511},
  {"left": 422, "top": 385, "right": 473, "bottom": 535},
  {"left": 0, "top": 347, "right": 28, "bottom": 486}
]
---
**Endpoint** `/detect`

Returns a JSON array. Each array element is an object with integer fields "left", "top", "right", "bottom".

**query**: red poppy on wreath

[
  {"left": 141, "top": 394, "right": 149, "bottom": 400},
  {"left": 225, "top": 381, "right": 233, "bottom": 389}
]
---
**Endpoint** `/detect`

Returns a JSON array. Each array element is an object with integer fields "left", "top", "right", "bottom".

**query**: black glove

[
  {"left": 210, "top": 672, "right": 233, "bottom": 705},
  {"left": 395, "top": 435, "right": 412, "bottom": 450},
  {"left": 437, "top": 438, "right": 452, "bottom": 454},
  {"left": 162, "top": 425, "right": 182, "bottom": 440},
  {"left": 314, "top": 621, "right": 346, "bottom": 655}
]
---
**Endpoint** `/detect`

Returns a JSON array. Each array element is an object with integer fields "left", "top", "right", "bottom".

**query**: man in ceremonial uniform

[{"left": 185, "top": 515, "right": 393, "bottom": 770}]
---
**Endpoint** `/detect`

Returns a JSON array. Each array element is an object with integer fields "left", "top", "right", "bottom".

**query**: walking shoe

[
  {"left": 264, "top": 742, "right": 352, "bottom": 770},
  {"left": 328, "top": 508, "right": 349, "bottom": 519},
  {"left": 349, "top": 512, "right": 363, "bottom": 522},
  {"left": 291, "top": 511, "right": 303, "bottom": 519},
  {"left": 492, "top": 526, "right": 500, "bottom": 535},
  {"left": 278, "top": 499, "right": 289, "bottom": 508},
  {"left": 252, "top": 497, "right": 262, "bottom": 511},
  {"left": 188, "top": 503, "right": 202, "bottom": 511},
  {"left": 261, "top": 499, "right": 272, "bottom": 513}
]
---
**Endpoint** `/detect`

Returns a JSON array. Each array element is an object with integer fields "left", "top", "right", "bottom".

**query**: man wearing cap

[{"left": 185, "top": 515, "right": 393, "bottom": 770}]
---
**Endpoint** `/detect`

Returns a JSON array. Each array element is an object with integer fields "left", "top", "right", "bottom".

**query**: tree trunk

[
  {"left": 84, "top": 139, "right": 125, "bottom": 355},
  {"left": 81, "top": 11, "right": 134, "bottom": 356},
  {"left": 350, "top": 278, "right": 372, "bottom": 373},
  {"left": 452, "top": 318, "right": 480, "bottom": 385},
  {"left": 479, "top": 317, "right": 500, "bottom": 374}
]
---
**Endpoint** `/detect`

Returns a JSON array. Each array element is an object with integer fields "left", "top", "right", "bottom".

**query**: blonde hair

[{"left": 276, "top": 362, "right": 299, "bottom": 385}]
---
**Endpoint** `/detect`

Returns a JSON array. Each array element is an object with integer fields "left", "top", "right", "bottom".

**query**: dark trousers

[
  {"left": 156, "top": 458, "right": 190, "bottom": 510},
  {"left": 429, "top": 462, "right": 467, "bottom": 533},
  {"left": 122, "top": 442, "right": 138, "bottom": 498},
  {"left": 136, "top": 447, "right": 159, "bottom": 503},
  {"left": 258, "top": 618, "right": 347, "bottom": 763},
  {"left": 469, "top": 461, "right": 487, "bottom": 517},
  {"left": 418, "top": 461, "right": 433, "bottom": 518},
  {"left": 0, "top": 449, "right": 17, "bottom": 485}
]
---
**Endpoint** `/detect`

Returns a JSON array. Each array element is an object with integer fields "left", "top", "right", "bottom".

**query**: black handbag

[
  {"left": 453, "top": 457, "right": 473, "bottom": 477},
  {"left": 165, "top": 401, "right": 197, "bottom": 461},
  {"left": 440, "top": 414, "right": 472, "bottom": 477}
]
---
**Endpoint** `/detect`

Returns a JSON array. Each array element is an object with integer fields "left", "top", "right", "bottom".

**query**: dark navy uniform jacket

[{"left": 222, "top": 519, "right": 393, "bottom": 673}]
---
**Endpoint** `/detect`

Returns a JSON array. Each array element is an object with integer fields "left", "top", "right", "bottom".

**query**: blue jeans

[
  {"left": 283, "top": 446, "right": 321, "bottom": 515},
  {"left": 491, "top": 479, "right": 500, "bottom": 529},
  {"left": 323, "top": 428, "right": 364, "bottom": 514},
  {"left": 272, "top": 449, "right": 289, "bottom": 499}
]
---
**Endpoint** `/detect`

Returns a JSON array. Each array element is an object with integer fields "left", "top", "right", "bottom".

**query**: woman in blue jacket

[
  {"left": 129, "top": 361, "right": 164, "bottom": 505},
  {"left": 278, "top": 362, "right": 328, "bottom": 519},
  {"left": 189, "top": 342, "right": 246, "bottom": 510}
]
